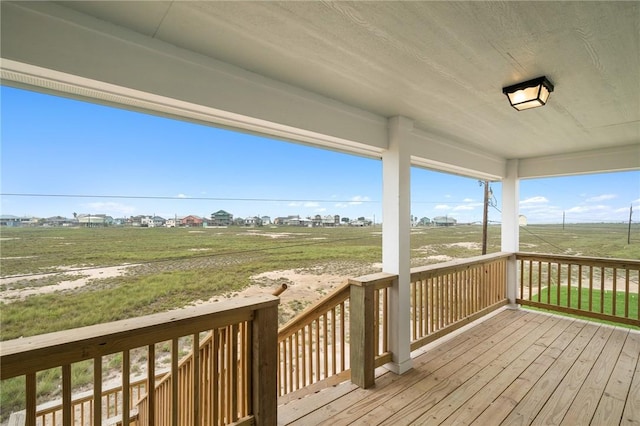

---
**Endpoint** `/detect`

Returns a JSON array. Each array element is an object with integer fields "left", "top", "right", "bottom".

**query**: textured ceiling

[{"left": 55, "top": 1, "right": 640, "bottom": 159}]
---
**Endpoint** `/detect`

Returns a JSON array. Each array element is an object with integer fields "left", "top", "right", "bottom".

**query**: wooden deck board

[
  {"left": 593, "top": 332, "right": 640, "bottom": 425},
  {"left": 280, "top": 308, "right": 524, "bottom": 426},
  {"left": 621, "top": 333, "right": 640, "bottom": 425},
  {"left": 441, "top": 315, "right": 568, "bottom": 425},
  {"left": 277, "top": 309, "right": 639, "bottom": 426},
  {"left": 376, "top": 310, "right": 541, "bottom": 425},
  {"left": 531, "top": 325, "right": 614, "bottom": 425},
  {"left": 560, "top": 327, "right": 630, "bottom": 425},
  {"left": 410, "top": 314, "right": 561, "bottom": 425}
]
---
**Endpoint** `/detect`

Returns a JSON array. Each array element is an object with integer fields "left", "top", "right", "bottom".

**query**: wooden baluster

[
  {"left": 93, "top": 358, "right": 102, "bottom": 426},
  {"left": 122, "top": 351, "right": 130, "bottom": 426},
  {"left": 612, "top": 268, "right": 618, "bottom": 316},
  {"left": 578, "top": 265, "right": 583, "bottom": 310},
  {"left": 26, "top": 373, "right": 36, "bottom": 426},
  {"left": 148, "top": 344, "right": 156, "bottom": 426},
  {"left": 61, "top": 364, "right": 71, "bottom": 426},
  {"left": 212, "top": 331, "right": 218, "bottom": 426},
  {"left": 323, "top": 314, "right": 329, "bottom": 379},
  {"left": 171, "top": 339, "right": 179, "bottom": 426},
  {"left": 600, "top": 267, "right": 605, "bottom": 313},
  {"left": 192, "top": 333, "right": 200, "bottom": 426},
  {"left": 331, "top": 308, "right": 337, "bottom": 376},
  {"left": 625, "top": 269, "right": 630, "bottom": 319},
  {"left": 556, "top": 263, "right": 562, "bottom": 306}
]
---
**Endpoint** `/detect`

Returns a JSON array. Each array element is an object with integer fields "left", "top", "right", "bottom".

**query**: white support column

[
  {"left": 501, "top": 159, "right": 520, "bottom": 306},
  {"left": 382, "top": 116, "right": 413, "bottom": 375}
]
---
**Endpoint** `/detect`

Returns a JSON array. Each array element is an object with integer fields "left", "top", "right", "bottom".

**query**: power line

[
  {"left": 0, "top": 192, "right": 489, "bottom": 205},
  {"left": 0, "top": 192, "right": 377, "bottom": 204}
]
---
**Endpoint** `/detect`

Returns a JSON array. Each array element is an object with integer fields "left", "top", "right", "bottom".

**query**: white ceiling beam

[
  {"left": 518, "top": 144, "right": 640, "bottom": 179},
  {"left": 0, "top": 1, "right": 387, "bottom": 158}
]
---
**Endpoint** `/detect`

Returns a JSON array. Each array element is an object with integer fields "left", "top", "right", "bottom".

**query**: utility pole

[
  {"left": 482, "top": 180, "right": 489, "bottom": 255},
  {"left": 563, "top": 211, "right": 565, "bottom": 230}
]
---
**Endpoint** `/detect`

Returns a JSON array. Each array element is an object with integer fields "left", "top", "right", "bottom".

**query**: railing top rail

[
  {"left": 516, "top": 252, "right": 640, "bottom": 268},
  {"left": 349, "top": 272, "right": 396, "bottom": 289},
  {"left": 1, "top": 295, "right": 279, "bottom": 380},
  {"left": 278, "top": 281, "right": 350, "bottom": 340},
  {"left": 410, "top": 252, "right": 512, "bottom": 280}
]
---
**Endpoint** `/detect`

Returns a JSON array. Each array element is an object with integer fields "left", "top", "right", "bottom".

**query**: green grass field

[
  {"left": 1, "top": 223, "right": 638, "bottom": 339},
  {"left": 0, "top": 223, "right": 638, "bottom": 419}
]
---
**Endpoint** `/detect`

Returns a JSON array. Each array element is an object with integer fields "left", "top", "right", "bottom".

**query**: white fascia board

[
  {"left": 408, "top": 126, "right": 506, "bottom": 181},
  {"left": 0, "top": 2, "right": 386, "bottom": 158},
  {"left": 518, "top": 144, "right": 640, "bottom": 179}
]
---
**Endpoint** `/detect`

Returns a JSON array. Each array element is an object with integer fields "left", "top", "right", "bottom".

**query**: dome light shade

[{"left": 502, "top": 76, "right": 554, "bottom": 111}]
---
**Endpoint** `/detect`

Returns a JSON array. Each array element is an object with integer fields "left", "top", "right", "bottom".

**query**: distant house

[
  {"left": 418, "top": 217, "right": 431, "bottom": 226},
  {"left": 322, "top": 215, "right": 338, "bottom": 227},
  {"left": 77, "top": 214, "right": 113, "bottom": 227},
  {"left": 0, "top": 215, "right": 23, "bottom": 227},
  {"left": 142, "top": 216, "right": 166, "bottom": 227},
  {"left": 128, "top": 215, "right": 144, "bottom": 227},
  {"left": 165, "top": 217, "right": 182, "bottom": 228},
  {"left": 44, "top": 216, "right": 75, "bottom": 227},
  {"left": 519, "top": 215, "right": 528, "bottom": 226},
  {"left": 433, "top": 216, "right": 457, "bottom": 227},
  {"left": 181, "top": 215, "right": 204, "bottom": 227},
  {"left": 285, "top": 217, "right": 301, "bottom": 226},
  {"left": 261, "top": 216, "right": 271, "bottom": 225},
  {"left": 210, "top": 210, "right": 233, "bottom": 226},
  {"left": 244, "top": 216, "right": 263, "bottom": 227}
]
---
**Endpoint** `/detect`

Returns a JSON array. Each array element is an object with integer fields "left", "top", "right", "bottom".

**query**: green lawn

[{"left": 529, "top": 285, "right": 639, "bottom": 329}]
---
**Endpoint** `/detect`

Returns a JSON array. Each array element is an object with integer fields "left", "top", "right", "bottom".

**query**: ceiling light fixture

[{"left": 502, "top": 76, "right": 554, "bottom": 111}]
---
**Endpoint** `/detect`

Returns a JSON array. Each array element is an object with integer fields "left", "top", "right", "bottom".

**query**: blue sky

[{"left": 1, "top": 86, "right": 638, "bottom": 224}]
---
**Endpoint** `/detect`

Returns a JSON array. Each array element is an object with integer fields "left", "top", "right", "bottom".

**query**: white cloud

[
  {"left": 85, "top": 202, "right": 136, "bottom": 215},
  {"left": 315, "top": 207, "right": 327, "bottom": 213},
  {"left": 177, "top": 194, "right": 188, "bottom": 199},
  {"left": 349, "top": 195, "right": 371, "bottom": 205},
  {"left": 520, "top": 196, "right": 549, "bottom": 205},
  {"left": 434, "top": 204, "right": 451, "bottom": 210},
  {"left": 453, "top": 205, "right": 475, "bottom": 211},
  {"left": 463, "top": 198, "right": 474, "bottom": 202},
  {"left": 586, "top": 194, "right": 617, "bottom": 202},
  {"left": 304, "top": 202, "right": 319, "bottom": 208},
  {"left": 566, "top": 205, "right": 608, "bottom": 213}
]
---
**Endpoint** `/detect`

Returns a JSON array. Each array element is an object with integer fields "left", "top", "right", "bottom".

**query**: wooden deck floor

[{"left": 278, "top": 308, "right": 640, "bottom": 425}]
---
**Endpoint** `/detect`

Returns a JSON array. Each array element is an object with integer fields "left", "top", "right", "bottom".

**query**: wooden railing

[
  {"left": 135, "top": 325, "right": 250, "bottom": 426},
  {"left": 0, "top": 295, "right": 279, "bottom": 426},
  {"left": 409, "top": 253, "right": 510, "bottom": 351},
  {"left": 276, "top": 282, "right": 350, "bottom": 397},
  {"left": 516, "top": 253, "right": 640, "bottom": 327},
  {"left": 276, "top": 275, "right": 394, "bottom": 394},
  {"left": 26, "top": 375, "right": 154, "bottom": 425}
]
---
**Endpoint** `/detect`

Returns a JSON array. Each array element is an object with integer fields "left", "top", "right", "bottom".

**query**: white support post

[
  {"left": 382, "top": 116, "right": 413, "bottom": 375},
  {"left": 501, "top": 159, "right": 520, "bottom": 307}
]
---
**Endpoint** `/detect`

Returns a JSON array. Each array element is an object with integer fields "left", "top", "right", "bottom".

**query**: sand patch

[
  {"left": 0, "top": 264, "right": 137, "bottom": 303},
  {"left": 238, "top": 231, "right": 303, "bottom": 239}
]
